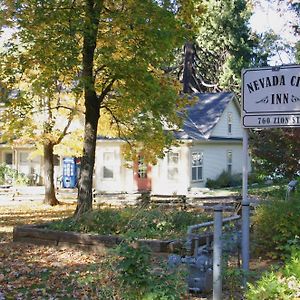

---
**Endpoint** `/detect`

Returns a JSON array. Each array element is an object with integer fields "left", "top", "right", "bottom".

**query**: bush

[
  {"left": 252, "top": 198, "right": 300, "bottom": 259},
  {"left": 0, "top": 163, "right": 29, "bottom": 186},
  {"left": 206, "top": 171, "right": 242, "bottom": 189},
  {"left": 246, "top": 250, "right": 300, "bottom": 300},
  {"left": 248, "top": 172, "right": 267, "bottom": 185},
  {"left": 48, "top": 207, "right": 211, "bottom": 239},
  {"left": 116, "top": 242, "right": 188, "bottom": 299}
]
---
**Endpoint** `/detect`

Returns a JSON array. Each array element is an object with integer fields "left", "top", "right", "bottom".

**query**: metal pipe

[
  {"left": 213, "top": 206, "right": 223, "bottom": 300},
  {"left": 242, "top": 128, "right": 250, "bottom": 286},
  {"left": 187, "top": 215, "right": 240, "bottom": 236},
  {"left": 185, "top": 215, "right": 240, "bottom": 254}
]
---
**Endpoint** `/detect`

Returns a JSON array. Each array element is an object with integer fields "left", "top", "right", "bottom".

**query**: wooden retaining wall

[{"left": 13, "top": 224, "right": 185, "bottom": 253}]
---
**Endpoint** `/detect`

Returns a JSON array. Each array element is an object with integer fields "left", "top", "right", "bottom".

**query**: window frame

[
  {"left": 191, "top": 151, "right": 203, "bottom": 182},
  {"left": 4, "top": 152, "right": 13, "bottom": 166},
  {"left": 227, "top": 150, "right": 233, "bottom": 174},
  {"left": 102, "top": 151, "right": 115, "bottom": 180},
  {"left": 137, "top": 156, "right": 147, "bottom": 179},
  {"left": 19, "top": 152, "right": 29, "bottom": 165},
  {"left": 227, "top": 112, "right": 233, "bottom": 135},
  {"left": 167, "top": 151, "right": 179, "bottom": 180}
]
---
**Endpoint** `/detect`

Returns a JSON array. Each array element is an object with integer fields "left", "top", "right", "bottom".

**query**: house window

[
  {"left": 19, "top": 152, "right": 29, "bottom": 165},
  {"left": 191, "top": 151, "right": 203, "bottom": 181},
  {"left": 167, "top": 152, "right": 179, "bottom": 180},
  {"left": 228, "top": 112, "right": 233, "bottom": 134},
  {"left": 4, "top": 152, "right": 13, "bottom": 165},
  {"left": 103, "top": 152, "right": 114, "bottom": 179},
  {"left": 138, "top": 156, "right": 147, "bottom": 178},
  {"left": 227, "top": 151, "right": 232, "bottom": 174}
]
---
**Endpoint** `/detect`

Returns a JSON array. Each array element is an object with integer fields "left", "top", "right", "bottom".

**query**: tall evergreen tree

[{"left": 170, "top": 0, "right": 268, "bottom": 94}]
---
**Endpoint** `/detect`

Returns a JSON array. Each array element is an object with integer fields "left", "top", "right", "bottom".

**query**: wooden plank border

[{"left": 13, "top": 224, "right": 181, "bottom": 253}]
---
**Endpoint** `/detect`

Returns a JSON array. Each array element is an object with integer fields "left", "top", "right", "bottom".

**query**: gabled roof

[
  {"left": 97, "top": 92, "right": 238, "bottom": 142},
  {"left": 176, "top": 92, "right": 236, "bottom": 140}
]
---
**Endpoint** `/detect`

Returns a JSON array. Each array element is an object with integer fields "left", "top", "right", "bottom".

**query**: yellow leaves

[
  {"left": 54, "top": 129, "right": 84, "bottom": 157},
  {"left": 97, "top": 110, "right": 119, "bottom": 137},
  {"left": 111, "top": 45, "right": 134, "bottom": 61}
]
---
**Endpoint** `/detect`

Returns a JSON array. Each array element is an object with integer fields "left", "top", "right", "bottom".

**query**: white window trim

[
  {"left": 191, "top": 151, "right": 204, "bottom": 182},
  {"left": 227, "top": 150, "right": 233, "bottom": 174},
  {"left": 227, "top": 112, "right": 233, "bottom": 135},
  {"left": 102, "top": 151, "right": 116, "bottom": 180},
  {"left": 19, "top": 152, "right": 29, "bottom": 165},
  {"left": 167, "top": 151, "right": 179, "bottom": 181}
]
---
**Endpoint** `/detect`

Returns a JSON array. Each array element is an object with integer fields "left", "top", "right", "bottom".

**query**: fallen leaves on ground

[
  {"left": 0, "top": 200, "right": 274, "bottom": 300},
  {"left": 0, "top": 201, "right": 118, "bottom": 299}
]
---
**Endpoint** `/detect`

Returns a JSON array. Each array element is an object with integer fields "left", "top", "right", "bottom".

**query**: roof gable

[
  {"left": 178, "top": 92, "right": 236, "bottom": 140},
  {"left": 97, "top": 92, "right": 238, "bottom": 142}
]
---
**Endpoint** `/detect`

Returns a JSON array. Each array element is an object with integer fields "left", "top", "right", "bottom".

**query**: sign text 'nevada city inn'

[{"left": 242, "top": 65, "right": 300, "bottom": 128}]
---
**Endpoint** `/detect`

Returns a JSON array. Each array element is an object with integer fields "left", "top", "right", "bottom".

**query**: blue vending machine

[{"left": 62, "top": 157, "right": 78, "bottom": 188}]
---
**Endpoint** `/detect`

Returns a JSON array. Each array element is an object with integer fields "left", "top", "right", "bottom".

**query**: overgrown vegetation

[
  {"left": 246, "top": 250, "right": 300, "bottom": 299},
  {"left": 206, "top": 171, "right": 242, "bottom": 189},
  {"left": 244, "top": 182, "right": 300, "bottom": 299},
  {"left": 0, "top": 163, "right": 29, "bottom": 186},
  {"left": 48, "top": 207, "right": 211, "bottom": 240},
  {"left": 2, "top": 182, "right": 300, "bottom": 299},
  {"left": 116, "top": 242, "right": 188, "bottom": 299},
  {"left": 252, "top": 194, "right": 300, "bottom": 259}
]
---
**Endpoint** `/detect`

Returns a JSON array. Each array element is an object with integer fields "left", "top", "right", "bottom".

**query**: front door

[{"left": 134, "top": 156, "right": 151, "bottom": 192}]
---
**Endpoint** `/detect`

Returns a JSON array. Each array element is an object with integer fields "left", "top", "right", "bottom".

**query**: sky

[
  {"left": 250, "top": 0, "right": 299, "bottom": 64},
  {"left": 250, "top": 0, "right": 298, "bottom": 42}
]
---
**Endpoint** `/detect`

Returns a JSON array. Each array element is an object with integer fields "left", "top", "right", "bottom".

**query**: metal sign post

[
  {"left": 241, "top": 64, "right": 300, "bottom": 287},
  {"left": 241, "top": 128, "right": 250, "bottom": 285},
  {"left": 213, "top": 206, "right": 223, "bottom": 300}
]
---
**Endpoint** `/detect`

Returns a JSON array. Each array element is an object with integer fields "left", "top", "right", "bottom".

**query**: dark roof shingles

[{"left": 179, "top": 92, "right": 234, "bottom": 140}]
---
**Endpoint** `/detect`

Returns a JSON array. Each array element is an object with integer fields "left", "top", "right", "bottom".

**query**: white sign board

[{"left": 242, "top": 65, "right": 300, "bottom": 128}]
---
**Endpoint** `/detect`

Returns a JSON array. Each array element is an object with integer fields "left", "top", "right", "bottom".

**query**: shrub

[
  {"left": 248, "top": 172, "right": 267, "bottom": 185},
  {"left": 252, "top": 198, "right": 300, "bottom": 259},
  {"left": 48, "top": 207, "right": 210, "bottom": 240},
  {"left": 0, "top": 163, "right": 29, "bottom": 186},
  {"left": 246, "top": 250, "right": 300, "bottom": 300},
  {"left": 206, "top": 171, "right": 242, "bottom": 189},
  {"left": 116, "top": 242, "right": 188, "bottom": 299}
]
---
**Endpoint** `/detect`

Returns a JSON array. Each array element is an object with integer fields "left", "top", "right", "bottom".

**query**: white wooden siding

[
  {"left": 151, "top": 144, "right": 190, "bottom": 195},
  {"left": 211, "top": 101, "right": 242, "bottom": 138},
  {"left": 94, "top": 140, "right": 135, "bottom": 193},
  {"left": 188, "top": 142, "right": 243, "bottom": 189},
  {"left": 151, "top": 141, "right": 243, "bottom": 193}
]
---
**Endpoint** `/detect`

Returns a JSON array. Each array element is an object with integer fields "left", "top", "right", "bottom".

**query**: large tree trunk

[
  {"left": 183, "top": 42, "right": 195, "bottom": 94},
  {"left": 75, "top": 103, "right": 99, "bottom": 216},
  {"left": 74, "top": 0, "right": 102, "bottom": 218},
  {"left": 43, "top": 142, "right": 59, "bottom": 206}
]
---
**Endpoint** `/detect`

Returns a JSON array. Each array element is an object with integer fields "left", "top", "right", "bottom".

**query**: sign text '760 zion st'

[{"left": 242, "top": 65, "right": 300, "bottom": 128}]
